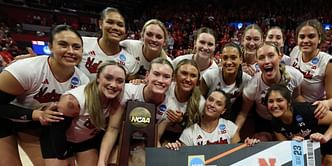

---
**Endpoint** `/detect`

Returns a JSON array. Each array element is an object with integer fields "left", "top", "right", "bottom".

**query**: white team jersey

[
  {"left": 243, "top": 65, "right": 303, "bottom": 119},
  {"left": 180, "top": 118, "right": 238, "bottom": 146},
  {"left": 160, "top": 82, "right": 205, "bottom": 121},
  {"left": 120, "top": 39, "right": 172, "bottom": 77},
  {"left": 5, "top": 56, "right": 89, "bottom": 121},
  {"left": 202, "top": 67, "right": 251, "bottom": 103},
  {"left": 65, "top": 84, "right": 110, "bottom": 143},
  {"left": 172, "top": 54, "right": 219, "bottom": 78},
  {"left": 121, "top": 83, "right": 171, "bottom": 120},
  {"left": 250, "top": 62, "right": 261, "bottom": 73},
  {"left": 79, "top": 37, "right": 140, "bottom": 80},
  {"left": 281, "top": 54, "right": 291, "bottom": 66},
  {"left": 290, "top": 47, "right": 332, "bottom": 102}
]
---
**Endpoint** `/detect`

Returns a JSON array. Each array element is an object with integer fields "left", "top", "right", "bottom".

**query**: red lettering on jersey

[
  {"left": 206, "top": 138, "right": 228, "bottom": 145},
  {"left": 293, "top": 65, "right": 313, "bottom": 79},
  {"left": 85, "top": 57, "right": 102, "bottom": 73},
  {"left": 42, "top": 79, "right": 49, "bottom": 84},
  {"left": 33, "top": 87, "right": 61, "bottom": 103},
  {"left": 88, "top": 51, "right": 96, "bottom": 57}
]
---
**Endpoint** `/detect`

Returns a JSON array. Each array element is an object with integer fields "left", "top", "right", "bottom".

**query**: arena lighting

[
  {"left": 31, "top": 40, "right": 51, "bottom": 55},
  {"left": 323, "top": 23, "right": 331, "bottom": 31}
]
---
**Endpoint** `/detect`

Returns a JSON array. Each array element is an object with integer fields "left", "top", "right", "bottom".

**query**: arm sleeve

[
  {"left": 46, "top": 116, "right": 73, "bottom": 159},
  {"left": 0, "top": 90, "right": 33, "bottom": 120}
]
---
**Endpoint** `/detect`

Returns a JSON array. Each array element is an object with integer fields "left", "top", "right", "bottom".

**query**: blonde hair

[
  {"left": 257, "top": 42, "right": 291, "bottom": 85},
  {"left": 174, "top": 59, "right": 201, "bottom": 127},
  {"left": 84, "top": 60, "right": 126, "bottom": 129},
  {"left": 141, "top": 19, "right": 169, "bottom": 59}
]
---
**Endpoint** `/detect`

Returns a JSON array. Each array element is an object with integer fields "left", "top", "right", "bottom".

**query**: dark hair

[
  {"left": 295, "top": 19, "right": 325, "bottom": 46},
  {"left": 243, "top": 24, "right": 263, "bottom": 39},
  {"left": 49, "top": 24, "right": 82, "bottom": 45},
  {"left": 100, "top": 7, "right": 127, "bottom": 31},
  {"left": 215, "top": 89, "right": 232, "bottom": 120},
  {"left": 194, "top": 27, "right": 216, "bottom": 42},
  {"left": 266, "top": 26, "right": 285, "bottom": 41},
  {"left": 222, "top": 42, "right": 243, "bottom": 88},
  {"left": 264, "top": 84, "right": 292, "bottom": 106}
]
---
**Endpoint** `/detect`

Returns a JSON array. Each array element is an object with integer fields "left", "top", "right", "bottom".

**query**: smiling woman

[
  {"left": 43, "top": 60, "right": 126, "bottom": 166},
  {"left": 265, "top": 84, "right": 332, "bottom": 165},
  {"left": 200, "top": 42, "right": 251, "bottom": 103},
  {"left": 78, "top": 7, "right": 140, "bottom": 81},
  {"left": 235, "top": 42, "right": 303, "bottom": 141},
  {"left": 0, "top": 24, "right": 89, "bottom": 165},
  {"left": 172, "top": 27, "right": 219, "bottom": 78},
  {"left": 120, "top": 19, "right": 171, "bottom": 80}
]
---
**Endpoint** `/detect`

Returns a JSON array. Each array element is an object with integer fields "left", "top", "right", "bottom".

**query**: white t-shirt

[
  {"left": 120, "top": 39, "right": 172, "bottom": 78},
  {"left": 202, "top": 67, "right": 251, "bottom": 103},
  {"left": 65, "top": 84, "right": 110, "bottom": 143},
  {"left": 290, "top": 47, "right": 332, "bottom": 102},
  {"left": 281, "top": 54, "right": 291, "bottom": 66},
  {"left": 180, "top": 118, "right": 238, "bottom": 146},
  {"left": 243, "top": 65, "right": 303, "bottom": 119},
  {"left": 121, "top": 83, "right": 171, "bottom": 120},
  {"left": 5, "top": 56, "right": 89, "bottom": 121},
  {"left": 79, "top": 37, "right": 140, "bottom": 80},
  {"left": 172, "top": 54, "right": 219, "bottom": 78}
]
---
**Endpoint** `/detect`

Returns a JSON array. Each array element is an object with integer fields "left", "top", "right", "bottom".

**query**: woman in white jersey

[
  {"left": 0, "top": 25, "right": 89, "bottom": 165},
  {"left": 78, "top": 7, "right": 139, "bottom": 81},
  {"left": 290, "top": 19, "right": 332, "bottom": 111},
  {"left": 172, "top": 27, "right": 219, "bottom": 78},
  {"left": 200, "top": 42, "right": 251, "bottom": 101},
  {"left": 120, "top": 19, "right": 171, "bottom": 80},
  {"left": 235, "top": 42, "right": 303, "bottom": 141},
  {"left": 158, "top": 59, "right": 205, "bottom": 146},
  {"left": 200, "top": 42, "right": 251, "bottom": 121},
  {"left": 265, "top": 26, "right": 291, "bottom": 65},
  {"left": 241, "top": 24, "right": 264, "bottom": 76},
  {"left": 165, "top": 90, "right": 259, "bottom": 149},
  {"left": 44, "top": 61, "right": 126, "bottom": 166},
  {"left": 98, "top": 57, "right": 174, "bottom": 165}
]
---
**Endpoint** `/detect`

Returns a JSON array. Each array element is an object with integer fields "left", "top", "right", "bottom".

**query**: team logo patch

[
  {"left": 159, "top": 104, "right": 167, "bottom": 113},
  {"left": 311, "top": 57, "right": 319, "bottom": 64},
  {"left": 71, "top": 77, "right": 80, "bottom": 86},
  {"left": 119, "top": 54, "right": 126, "bottom": 61},
  {"left": 255, "top": 63, "right": 260, "bottom": 72},
  {"left": 295, "top": 115, "right": 303, "bottom": 122},
  {"left": 219, "top": 124, "right": 226, "bottom": 131}
]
